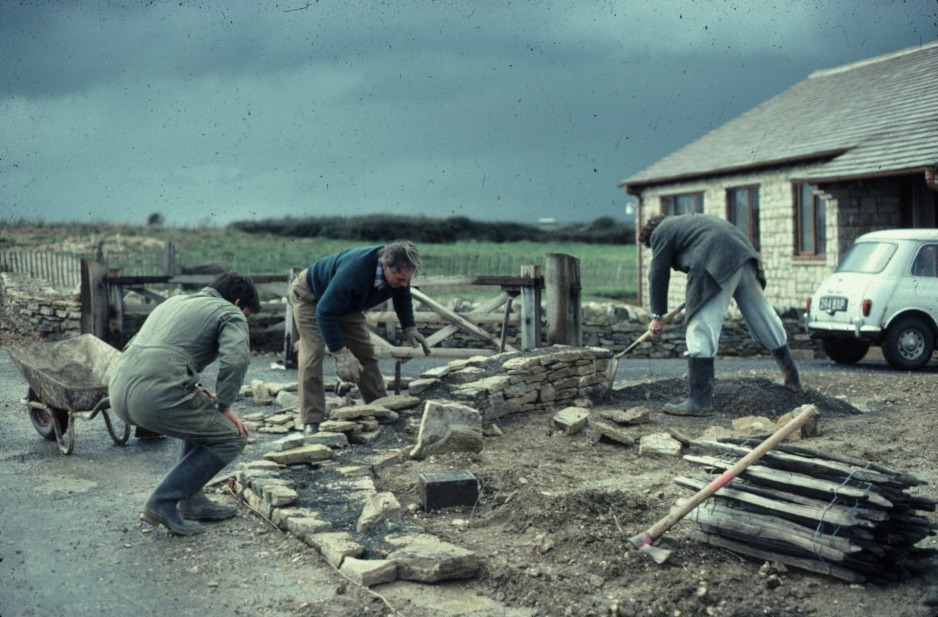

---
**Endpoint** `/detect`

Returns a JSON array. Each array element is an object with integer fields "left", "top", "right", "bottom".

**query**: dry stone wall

[
  {"left": 0, "top": 272, "right": 81, "bottom": 338},
  {"left": 1, "top": 272, "right": 818, "bottom": 358}
]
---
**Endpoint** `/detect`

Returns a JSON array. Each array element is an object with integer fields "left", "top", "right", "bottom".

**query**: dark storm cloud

[{"left": 1, "top": 1, "right": 935, "bottom": 226}]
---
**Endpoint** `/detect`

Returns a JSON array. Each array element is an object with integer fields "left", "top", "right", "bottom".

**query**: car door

[{"left": 885, "top": 242, "right": 938, "bottom": 328}]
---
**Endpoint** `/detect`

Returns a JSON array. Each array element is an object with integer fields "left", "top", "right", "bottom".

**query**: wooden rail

[{"left": 80, "top": 259, "right": 584, "bottom": 364}]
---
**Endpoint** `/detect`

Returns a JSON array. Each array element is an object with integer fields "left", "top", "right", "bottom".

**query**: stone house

[{"left": 619, "top": 41, "right": 938, "bottom": 313}]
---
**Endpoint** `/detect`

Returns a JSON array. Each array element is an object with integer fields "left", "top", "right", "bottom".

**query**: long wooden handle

[
  {"left": 614, "top": 302, "right": 686, "bottom": 359},
  {"left": 639, "top": 405, "right": 819, "bottom": 543}
]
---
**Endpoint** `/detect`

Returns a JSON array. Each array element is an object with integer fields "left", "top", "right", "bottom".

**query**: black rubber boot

[
  {"left": 178, "top": 491, "right": 237, "bottom": 521},
  {"left": 663, "top": 357, "right": 714, "bottom": 416},
  {"left": 176, "top": 441, "right": 237, "bottom": 521},
  {"left": 771, "top": 345, "right": 803, "bottom": 392},
  {"left": 141, "top": 445, "right": 229, "bottom": 535}
]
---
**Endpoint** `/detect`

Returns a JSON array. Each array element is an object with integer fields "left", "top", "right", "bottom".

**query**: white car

[{"left": 804, "top": 229, "right": 938, "bottom": 370}]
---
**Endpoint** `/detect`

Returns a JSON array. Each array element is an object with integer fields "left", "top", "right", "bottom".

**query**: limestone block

[
  {"left": 264, "top": 444, "right": 334, "bottom": 465},
  {"left": 389, "top": 539, "right": 479, "bottom": 582},
  {"left": 410, "top": 400, "right": 483, "bottom": 459},
  {"left": 339, "top": 557, "right": 398, "bottom": 587},
  {"left": 356, "top": 491, "right": 402, "bottom": 533},
  {"left": 269, "top": 433, "right": 306, "bottom": 452},
  {"left": 638, "top": 432, "right": 683, "bottom": 457},
  {"left": 250, "top": 379, "right": 273, "bottom": 405},
  {"left": 592, "top": 421, "right": 635, "bottom": 446},
  {"left": 275, "top": 391, "right": 299, "bottom": 410},
  {"left": 319, "top": 420, "right": 360, "bottom": 433},
  {"left": 305, "top": 431, "right": 350, "bottom": 448},
  {"left": 553, "top": 406, "right": 590, "bottom": 435},
  {"left": 732, "top": 416, "right": 777, "bottom": 437},
  {"left": 306, "top": 532, "right": 365, "bottom": 568},
  {"left": 599, "top": 406, "right": 652, "bottom": 426},
  {"left": 370, "top": 394, "right": 422, "bottom": 411},
  {"left": 330, "top": 404, "right": 395, "bottom": 421},
  {"left": 406, "top": 378, "right": 439, "bottom": 395}
]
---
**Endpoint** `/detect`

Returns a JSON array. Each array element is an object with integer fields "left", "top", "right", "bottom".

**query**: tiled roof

[{"left": 621, "top": 41, "right": 938, "bottom": 189}]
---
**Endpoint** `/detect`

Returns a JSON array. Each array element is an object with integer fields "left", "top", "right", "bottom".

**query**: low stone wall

[
  {"left": 409, "top": 346, "right": 612, "bottom": 420},
  {"left": 0, "top": 272, "right": 817, "bottom": 358},
  {"left": 0, "top": 272, "right": 81, "bottom": 338}
]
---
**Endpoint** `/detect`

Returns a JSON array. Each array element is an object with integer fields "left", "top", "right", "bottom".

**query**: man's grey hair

[{"left": 379, "top": 240, "right": 423, "bottom": 273}]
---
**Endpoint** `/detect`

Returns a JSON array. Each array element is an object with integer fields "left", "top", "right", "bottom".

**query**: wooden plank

[
  {"left": 411, "top": 288, "right": 516, "bottom": 352},
  {"left": 700, "top": 441, "right": 901, "bottom": 487},
  {"left": 366, "top": 310, "right": 516, "bottom": 325},
  {"left": 674, "top": 476, "right": 874, "bottom": 529},
  {"left": 688, "top": 499, "right": 862, "bottom": 559},
  {"left": 689, "top": 531, "right": 865, "bottom": 583},
  {"left": 683, "top": 454, "right": 895, "bottom": 509},
  {"left": 721, "top": 439, "right": 926, "bottom": 487}
]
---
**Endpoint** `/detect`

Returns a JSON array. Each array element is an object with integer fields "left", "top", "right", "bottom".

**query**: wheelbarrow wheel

[
  {"left": 26, "top": 388, "right": 67, "bottom": 442},
  {"left": 102, "top": 410, "right": 130, "bottom": 446},
  {"left": 52, "top": 408, "right": 75, "bottom": 455}
]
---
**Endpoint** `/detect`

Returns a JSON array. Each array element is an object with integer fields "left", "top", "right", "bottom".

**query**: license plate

[{"left": 819, "top": 296, "right": 848, "bottom": 312}]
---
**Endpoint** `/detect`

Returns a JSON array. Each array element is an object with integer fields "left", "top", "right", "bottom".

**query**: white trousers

[{"left": 685, "top": 261, "right": 787, "bottom": 358}]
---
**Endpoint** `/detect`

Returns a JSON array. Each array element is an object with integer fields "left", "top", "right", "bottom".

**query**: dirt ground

[{"left": 2, "top": 260, "right": 937, "bottom": 616}]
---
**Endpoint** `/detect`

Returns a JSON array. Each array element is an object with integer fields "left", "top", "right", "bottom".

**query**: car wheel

[
  {"left": 821, "top": 339, "right": 870, "bottom": 365},
  {"left": 882, "top": 316, "right": 935, "bottom": 370}
]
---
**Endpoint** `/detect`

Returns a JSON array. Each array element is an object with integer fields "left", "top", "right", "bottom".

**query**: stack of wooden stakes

[{"left": 677, "top": 439, "right": 938, "bottom": 583}]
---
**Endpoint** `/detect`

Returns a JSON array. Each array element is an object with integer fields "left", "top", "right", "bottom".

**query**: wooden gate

[{"left": 81, "top": 257, "right": 582, "bottom": 360}]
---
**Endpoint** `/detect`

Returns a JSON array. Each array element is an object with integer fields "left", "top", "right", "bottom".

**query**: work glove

[
  {"left": 334, "top": 351, "right": 363, "bottom": 383},
  {"left": 403, "top": 326, "right": 431, "bottom": 355}
]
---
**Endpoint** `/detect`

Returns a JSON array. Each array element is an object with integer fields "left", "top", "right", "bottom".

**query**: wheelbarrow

[{"left": 7, "top": 333, "right": 130, "bottom": 455}]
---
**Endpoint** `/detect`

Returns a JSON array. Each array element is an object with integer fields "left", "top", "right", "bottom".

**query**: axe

[{"left": 629, "top": 404, "right": 820, "bottom": 564}]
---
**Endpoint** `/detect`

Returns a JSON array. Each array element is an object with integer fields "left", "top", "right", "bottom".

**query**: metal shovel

[{"left": 603, "top": 303, "right": 685, "bottom": 399}]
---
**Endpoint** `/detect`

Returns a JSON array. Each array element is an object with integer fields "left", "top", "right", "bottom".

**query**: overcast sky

[{"left": 1, "top": 1, "right": 935, "bottom": 228}]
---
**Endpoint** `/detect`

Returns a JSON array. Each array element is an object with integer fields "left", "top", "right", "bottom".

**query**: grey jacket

[
  {"left": 648, "top": 213, "right": 765, "bottom": 320},
  {"left": 109, "top": 287, "right": 251, "bottom": 414}
]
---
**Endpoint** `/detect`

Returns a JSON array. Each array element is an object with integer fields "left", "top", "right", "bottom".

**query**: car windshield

[{"left": 835, "top": 241, "right": 898, "bottom": 274}]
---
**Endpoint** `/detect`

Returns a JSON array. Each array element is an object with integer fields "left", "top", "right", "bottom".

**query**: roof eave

[{"left": 619, "top": 149, "right": 849, "bottom": 195}]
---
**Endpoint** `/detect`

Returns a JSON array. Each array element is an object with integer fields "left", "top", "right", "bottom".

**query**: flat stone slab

[
  {"left": 263, "top": 444, "right": 334, "bottom": 465},
  {"left": 553, "top": 406, "right": 590, "bottom": 435},
  {"left": 388, "top": 538, "right": 479, "bottom": 582},
  {"left": 638, "top": 432, "right": 683, "bottom": 457},
  {"left": 410, "top": 400, "right": 483, "bottom": 459},
  {"left": 339, "top": 557, "right": 398, "bottom": 587},
  {"left": 599, "top": 406, "right": 652, "bottom": 426},
  {"left": 592, "top": 421, "right": 635, "bottom": 446}
]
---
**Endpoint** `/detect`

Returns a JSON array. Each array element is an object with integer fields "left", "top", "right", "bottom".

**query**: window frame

[
  {"left": 794, "top": 182, "right": 827, "bottom": 257},
  {"left": 726, "top": 185, "right": 760, "bottom": 251},
  {"left": 660, "top": 191, "right": 704, "bottom": 216}
]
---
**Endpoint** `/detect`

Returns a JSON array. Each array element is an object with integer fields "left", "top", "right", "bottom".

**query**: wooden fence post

[
  {"left": 519, "top": 264, "right": 542, "bottom": 350},
  {"left": 80, "top": 258, "right": 109, "bottom": 340},
  {"left": 283, "top": 267, "right": 299, "bottom": 368},
  {"left": 163, "top": 241, "right": 178, "bottom": 276},
  {"left": 544, "top": 253, "right": 581, "bottom": 346}
]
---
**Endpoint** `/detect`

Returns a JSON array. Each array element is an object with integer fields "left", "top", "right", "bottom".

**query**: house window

[
  {"left": 727, "top": 186, "right": 760, "bottom": 250},
  {"left": 795, "top": 183, "right": 826, "bottom": 256},
  {"left": 661, "top": 192, "right": 703, "bottom": 215}
]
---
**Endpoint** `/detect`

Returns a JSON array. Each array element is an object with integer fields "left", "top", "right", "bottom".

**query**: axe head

[{"left": 629, "top": 533, "right": 672, "bottom": 565}]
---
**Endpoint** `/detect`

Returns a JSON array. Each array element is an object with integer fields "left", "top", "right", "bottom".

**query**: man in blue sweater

[{"left": 289, "top": 241, "right": 430, "bottom": 435}]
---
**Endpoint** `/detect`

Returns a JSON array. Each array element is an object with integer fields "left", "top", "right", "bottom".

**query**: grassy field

[{"left": 1, "top": 224, "right": 638, "bottom": 302}]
